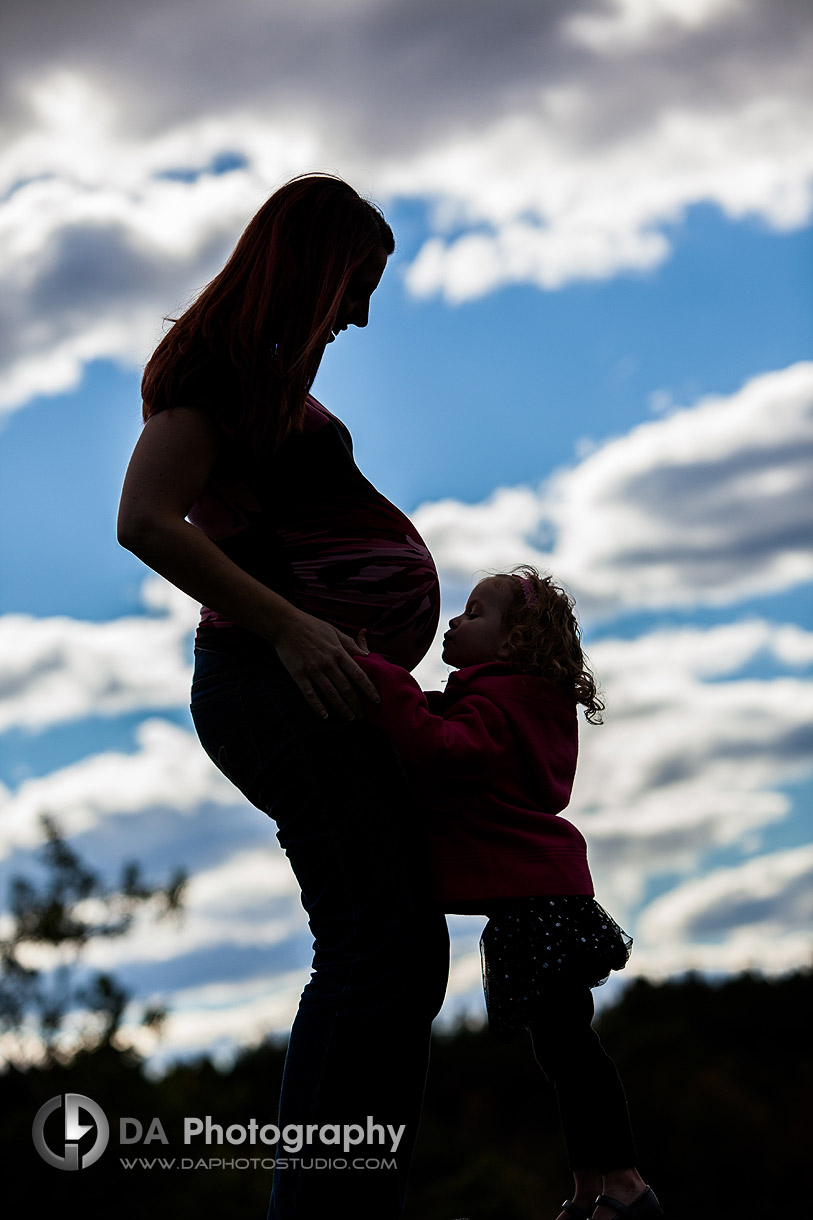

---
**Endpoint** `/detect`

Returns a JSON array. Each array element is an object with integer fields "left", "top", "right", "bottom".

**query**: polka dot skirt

[{"left": 480, "top": 897, "right": 633, "bottom": 1039}]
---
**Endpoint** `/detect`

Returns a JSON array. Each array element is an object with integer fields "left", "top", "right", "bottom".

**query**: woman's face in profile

[{"left": 328, "top": 244, "right": 389, "bottom": 340}]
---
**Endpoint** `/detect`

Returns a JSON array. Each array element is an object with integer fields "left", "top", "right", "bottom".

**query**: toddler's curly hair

[{"left": 490, "top": 565, "right": 604, "bottom": 724}]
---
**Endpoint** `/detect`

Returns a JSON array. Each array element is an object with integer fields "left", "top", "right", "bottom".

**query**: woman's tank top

[{"left": 188, "top": 396, "right": 440, "bottom": 671}]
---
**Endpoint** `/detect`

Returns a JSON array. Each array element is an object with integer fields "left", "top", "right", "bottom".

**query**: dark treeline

[{"left": 4, "top": 968, "right": 810, "bottom": 1219}]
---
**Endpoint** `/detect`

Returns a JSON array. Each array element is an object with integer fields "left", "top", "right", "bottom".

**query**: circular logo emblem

[{"left": 32, "top": 1093, "right": 110, "bottom": 1170}]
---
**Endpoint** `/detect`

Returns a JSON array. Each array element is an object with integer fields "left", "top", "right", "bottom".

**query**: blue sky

[{"left": 1, "top": 0, "right": 811, "bottom": 1067}]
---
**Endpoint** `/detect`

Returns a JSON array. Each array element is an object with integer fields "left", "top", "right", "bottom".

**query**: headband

[{"left": 513, "top": 574, "right": 538, "bottom": 607}]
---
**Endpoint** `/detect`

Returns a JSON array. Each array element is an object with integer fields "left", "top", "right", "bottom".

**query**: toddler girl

[{"left": 357, "top": 566, "right": 663, "bottom": 1220}]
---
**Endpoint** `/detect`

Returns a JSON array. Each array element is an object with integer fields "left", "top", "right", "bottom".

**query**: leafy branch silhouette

[{"left": 0, "top": 814, "right": 185, "bottom": 1065}]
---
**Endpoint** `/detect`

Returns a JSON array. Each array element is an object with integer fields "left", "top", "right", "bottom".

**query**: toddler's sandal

[{"left": 594, "top": 1186, "right": 663, "bottom": 1218}]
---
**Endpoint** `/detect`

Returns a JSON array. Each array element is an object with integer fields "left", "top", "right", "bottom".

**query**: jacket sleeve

[{"left": 357, "top": 653, "right": 508, "bottom": 779}]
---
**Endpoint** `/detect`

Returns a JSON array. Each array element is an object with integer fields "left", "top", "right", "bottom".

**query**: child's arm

[{"left": 357, "top": 653, "right": 509, "bottom": 779}]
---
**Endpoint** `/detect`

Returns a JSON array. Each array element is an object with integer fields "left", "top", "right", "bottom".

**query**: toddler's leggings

[{"left": 526, "top": 985, "right": 638, "bottom": 1172}]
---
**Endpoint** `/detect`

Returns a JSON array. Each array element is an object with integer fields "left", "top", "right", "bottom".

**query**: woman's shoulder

[
  {"left": 147, "top": 354, "right": 237, "bottom": 422},
  {"left": 303, "top": 394, "right": 352, "bottom": 441}
]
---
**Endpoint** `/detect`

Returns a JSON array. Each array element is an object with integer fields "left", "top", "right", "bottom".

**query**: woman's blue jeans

[{"left": 190, "top": 645, "right": 450, "bottom": 1219}]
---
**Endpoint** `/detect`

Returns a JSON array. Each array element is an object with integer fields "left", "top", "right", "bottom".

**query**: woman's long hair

[{"left": 141, "top": 173, "right": 394, "bottom": 451}]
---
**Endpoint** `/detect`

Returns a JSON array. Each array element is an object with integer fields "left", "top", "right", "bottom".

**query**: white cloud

[
  {"left": 137, "top": 969, "right": 308, "bottom": 1065},
  {"left": 410, "top": 486, "right": 551, "bottom": 585},
  {"left": 397, "top": 90, "right": 813, "bottom": 301},
  {"left": 570, "top": 620, "right": 813, "bottom": 916},
  {"left": 550, "top": 362, "right": 813, "bottom": 610},
  {"left": 414, "top": 362, "right": 813, "bottom": 611},
  {"left": 0, "top": 577, "right": 197, "bottom": 732},
  {"left": 629, "top": 846, "right": 813, "bottom": 977},
  {"left": 0, "top": 108, "right": 312, "bottom": 411},
  {"left": 566, "top": 0, "right": 742, "bottom": 51},
  {"left": 0, "top": 717, "right": 236, "bottom": 861},
  {"left": 0, "top": 0, "right": 811, "bottom": 407},
  {"left": 70, "top": 847, "right": 304, "bottom": 977},
  {"left": 638, "top": 845, "right": 813, "bottom": 942}
]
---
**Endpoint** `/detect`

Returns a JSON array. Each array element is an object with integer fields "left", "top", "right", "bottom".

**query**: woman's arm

[{"left": 117, "top": 407, "right": 379, "bottom": 720}]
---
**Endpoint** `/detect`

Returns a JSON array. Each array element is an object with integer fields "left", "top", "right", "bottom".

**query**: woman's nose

[{"left": 350, "top": 300, "right": 369, "bottom": 328}]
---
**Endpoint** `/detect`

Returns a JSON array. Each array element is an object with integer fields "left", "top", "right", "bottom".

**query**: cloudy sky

[{"left": 1, "top": 0, "right": 811, "bottom": 1068}]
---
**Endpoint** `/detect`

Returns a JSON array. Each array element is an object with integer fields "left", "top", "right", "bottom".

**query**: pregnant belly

[{"left": 289, "top": 533, "right": 440, "bottom": 671}]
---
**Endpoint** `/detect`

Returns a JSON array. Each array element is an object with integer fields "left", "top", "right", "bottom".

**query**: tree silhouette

[{"left": 0, "top": 814, "right": 185, "bottom": 1065}]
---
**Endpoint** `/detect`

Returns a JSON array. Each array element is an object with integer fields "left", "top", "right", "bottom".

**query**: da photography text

[
  {"left": 32, "top": 1093, "right": 406, "bottom": 1171},
  {"left": 128, "top": 1114, "right": 406, "bottom": 1153}
]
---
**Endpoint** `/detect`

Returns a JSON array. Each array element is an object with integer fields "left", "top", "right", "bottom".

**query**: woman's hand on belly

[{"left": 272, "top": 609, "right": 380, "bottom": 721}]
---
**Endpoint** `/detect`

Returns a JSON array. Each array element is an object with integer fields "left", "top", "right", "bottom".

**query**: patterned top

[{"left": 187, "top": 396, "right": 440, "bottom": 672}]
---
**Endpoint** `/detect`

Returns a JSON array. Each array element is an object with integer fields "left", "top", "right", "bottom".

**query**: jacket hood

[{"left": 445, "top": 661, "right": 574, "bottom": 707}]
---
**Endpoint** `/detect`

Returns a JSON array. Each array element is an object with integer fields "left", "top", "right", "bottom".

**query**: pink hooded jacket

[{"left": 357, "top": 655, "right": 594, "bottom": 910}]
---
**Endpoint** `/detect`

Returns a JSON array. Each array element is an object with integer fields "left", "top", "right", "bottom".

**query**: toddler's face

[{"left": 442, "top": 579, "right": 512, "bottom": 669}]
